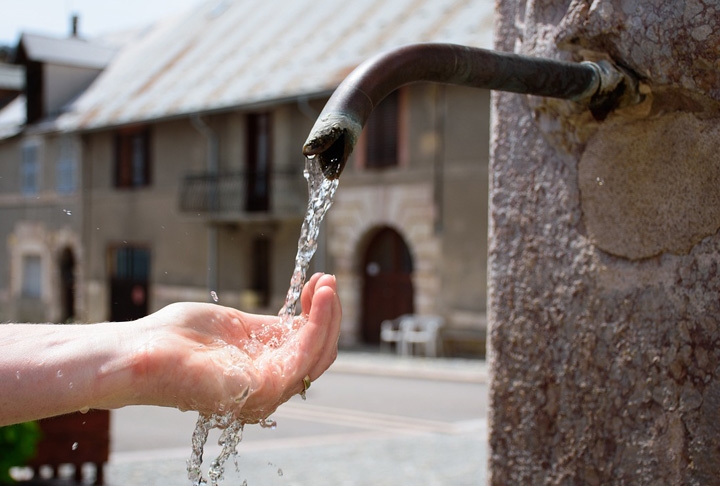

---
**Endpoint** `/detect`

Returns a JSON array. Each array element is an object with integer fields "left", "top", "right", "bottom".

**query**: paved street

[{"left": 106, "top": 352, "right": 489, "bottom": 485}]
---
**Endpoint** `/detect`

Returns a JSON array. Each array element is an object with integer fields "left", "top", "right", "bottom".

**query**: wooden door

[{"left": 361, "top": 227, "right": 414, "bottom": 343}]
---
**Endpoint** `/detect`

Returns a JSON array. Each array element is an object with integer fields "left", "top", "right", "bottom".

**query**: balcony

[{"left": 179, "top": 170, "right": 307, "bottom": 223}]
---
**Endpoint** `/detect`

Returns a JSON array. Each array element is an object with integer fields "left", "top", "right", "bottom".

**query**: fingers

[
  {"left": 306, "top": 286, "right": 341, "bottom": 382},
  {"left": 292, "top": 274, "right": 341, "bottom": 389},
  {"left": 300, "top": 272, "right": 325, "bottom": 315}
]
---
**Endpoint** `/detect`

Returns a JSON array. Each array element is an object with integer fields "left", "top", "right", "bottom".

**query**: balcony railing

[{"left": 179, "top": 170, "right": 306, "bottom": 221}]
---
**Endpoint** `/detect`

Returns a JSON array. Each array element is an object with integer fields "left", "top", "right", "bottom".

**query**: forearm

[{"left": 0, "top": 321, "right": 145, "bottom": 426}]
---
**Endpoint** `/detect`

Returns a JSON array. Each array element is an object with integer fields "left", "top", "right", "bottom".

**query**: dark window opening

[
  {"left": 251, "top": 236, "right": 271, "bottom": 307},
  {"left": 114, "top": 127, "right": 151, "bottom": 189},
  {"left": 365, "top": 90, "right": 399, "bottom": 169},
  {"left": 109, "top": 245, "right": 150, "bottom": 322},
  {"left": 111, "top": 246, "right": 150, "bottom": 280},
  {"left": 59, "top": 248, "right": 76, "bottom": 322},
  {"left": 245, "top": 113, "right": 271, "bottom": 212}
]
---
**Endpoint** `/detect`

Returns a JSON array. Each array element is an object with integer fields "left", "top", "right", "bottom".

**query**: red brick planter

[{"left": 28, "top": 410, "right": 109, "bottom": 485}]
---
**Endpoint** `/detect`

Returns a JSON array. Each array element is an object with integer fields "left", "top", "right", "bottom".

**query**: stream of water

[{"left": 187, "top": 156, "right": 339, "bottom": 486}]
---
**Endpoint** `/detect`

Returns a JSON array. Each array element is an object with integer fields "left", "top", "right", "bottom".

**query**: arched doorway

[
  {"left": 360, "top": 227, "right": 414, "bottom": 343},
  {"left": 59, "top": 248, "right": 75, "bottom": 323}
]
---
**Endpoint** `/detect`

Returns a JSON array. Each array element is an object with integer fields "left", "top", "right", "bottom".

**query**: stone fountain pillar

[{"left": 489, "top": 1, "right": 720, "bottom": 484}]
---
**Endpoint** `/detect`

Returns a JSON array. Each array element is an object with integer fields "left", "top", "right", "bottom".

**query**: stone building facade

[{"left": 0, "top": 1, "right": 493, "bottom": 357}]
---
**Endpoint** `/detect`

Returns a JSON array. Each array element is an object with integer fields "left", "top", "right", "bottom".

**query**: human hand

[{"left": 132, "top": 273, "right": 341, "bottom": 423}]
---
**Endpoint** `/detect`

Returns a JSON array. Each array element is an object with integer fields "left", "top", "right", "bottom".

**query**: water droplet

[
  {"left": 595, "top": 176, "right": 605, "bottom": 186},
  {"left": 68, "top": 382, "right": 74, "bottom": 389},
  {"left": 62, "top": 209, "right": 72, "bottom": 215},
  {"left": 300, "top": 390, "right": 307, "bottom": 401},
  {"left": 277, "top": 468, "right": 283, "bottom": 477},
  {"left": 16, "top": 371, "right": 20, "bottom": 380},
  {"left": 57, "top": 370, "right": 63, "bottom": 378},
  {"left": 210, "top": 290, "right": 218, "bottom": 302},
  {"left": 71, "top": 442, "right": 79, "bottom": 451},
  {"left": 79, "top": 406, "right": 90, "bottom": 414}
]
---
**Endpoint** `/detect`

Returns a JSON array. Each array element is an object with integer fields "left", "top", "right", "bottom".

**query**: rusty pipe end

[
  {"left": 583, "top": 60, "right": 644, "bottom": 121},
  {"left": 302, "top": 112, "right": 362, "bottom": 180}
]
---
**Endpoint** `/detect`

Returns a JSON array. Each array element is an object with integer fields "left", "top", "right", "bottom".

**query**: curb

[{"left": 329, "top": 352, "right": 488, "bottom": 384}]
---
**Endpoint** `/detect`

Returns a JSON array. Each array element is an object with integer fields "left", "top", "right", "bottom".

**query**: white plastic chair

[
  {"left": 380, "top": 314, "right": 412, "bottom": 354},
  {"left": 400, "top": 315, "right": 444, "bottom": 357}
]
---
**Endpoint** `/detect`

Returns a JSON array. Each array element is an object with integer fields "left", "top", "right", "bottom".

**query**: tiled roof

[{"left": 58, "top": 0, "right": 494, "bottom": 131}]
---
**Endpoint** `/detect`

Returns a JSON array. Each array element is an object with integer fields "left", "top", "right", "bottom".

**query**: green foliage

[{"left": 0, "top": 422, "right": 41, "bottom": 484}]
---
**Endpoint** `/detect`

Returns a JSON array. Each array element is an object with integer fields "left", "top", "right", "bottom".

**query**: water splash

[
  {"left": 278, "top": 156, "right": 339, "bottom": 325},
  {"left": 188, "top": 413, "right": 242, "bottom": 486},
  {"left": 187, "top": 157, "right": 338, "bottom": 485}
]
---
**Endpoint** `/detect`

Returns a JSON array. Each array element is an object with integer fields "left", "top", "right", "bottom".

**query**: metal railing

[{"left": 179, "top": 169, "right": 305, "bottom": 218}]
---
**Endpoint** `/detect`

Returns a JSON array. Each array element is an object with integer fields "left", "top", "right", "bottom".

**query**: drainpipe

[
  {"left": 433, "top": 84, "right": 446, "bottom": 235},
  {"left": 303, "top": 43, "right": 641, "bottom": 180},
  {"left": 190, "top": 115, "right": 219, "bottom": 300}
]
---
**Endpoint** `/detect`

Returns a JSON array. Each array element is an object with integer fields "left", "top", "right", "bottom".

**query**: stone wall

[
  {"left": 327, "top": 182, "right": 440, "bottom": 345},
  {"left": 489, "top": 1, "right": 720, "bottom": 484}
]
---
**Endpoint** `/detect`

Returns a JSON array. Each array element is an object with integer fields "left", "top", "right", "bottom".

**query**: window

[
  {"left": 365, "top": 90, "right": 399, "bottom": 169},
  {"left": 21, "top": 255, "right": 42, "bottom": 298},
  {"left": 109, "top": 246, "right": 151, "bottom": 322},
  {"left": 56, "top": 138, "right": 77, "bottom": 194},
  {"left": 250, "top": 236, "right": 271, "bottom": 307},
  {"left": 111, "top": 246, "right": 150, "bottom": 280},
  {"left": 114, "top": 128, "right": 151, "bottom": 188},
  {"left": 245, "top": 113, "right": 271, "bottom": 211},
  {"left": 21, "top": 141, "right": 40, "bottom": 195}
]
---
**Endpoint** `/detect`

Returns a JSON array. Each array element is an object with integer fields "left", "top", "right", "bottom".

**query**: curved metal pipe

[{"left": 302, "top": 43, "right": 640, "bottom": 179}]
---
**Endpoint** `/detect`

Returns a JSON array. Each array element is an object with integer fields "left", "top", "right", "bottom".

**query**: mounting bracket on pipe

[{"left": 302, "top": 43, "right": 641, "bottom": 180}]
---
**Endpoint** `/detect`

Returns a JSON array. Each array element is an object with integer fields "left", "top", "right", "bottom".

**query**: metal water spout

[{"left": 302, "top": 43, "right": 641, "bottom": 179}]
